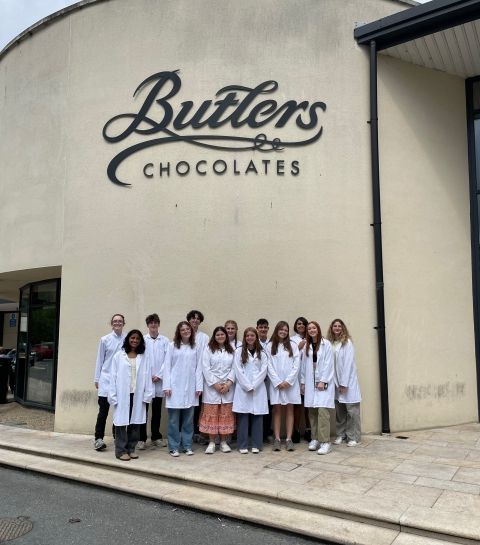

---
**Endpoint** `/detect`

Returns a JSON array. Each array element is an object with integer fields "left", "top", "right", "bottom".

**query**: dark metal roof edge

[
  {"left": 0, "top": 0, "right": 110, "bottom": 62},
  {"left": 354, "top": 0, "right": 480, "bottom": 50}
]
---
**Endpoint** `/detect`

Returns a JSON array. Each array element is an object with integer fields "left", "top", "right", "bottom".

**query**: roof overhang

[{"left": 354, "top": 0, "right": 480, "bottom": 78}]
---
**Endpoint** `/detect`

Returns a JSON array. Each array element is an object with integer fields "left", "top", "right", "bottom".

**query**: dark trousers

[
  {"left": 237, "top": 413, "right": 263, "bottom": 450},
  {"left": 193, "top": 394, "right": 202, "bottom": 434},
  {"left": 94, "top": 396, "right": 110, "bottom": 440},
  {"left": 114, "top": 393, "right": 140, "bottom": 457},
  {"left": 263, "top": 403, "right": 272, "bottom": 439},
  {"left": 139, "top": 397, "right": 163, "bottom": 441}
]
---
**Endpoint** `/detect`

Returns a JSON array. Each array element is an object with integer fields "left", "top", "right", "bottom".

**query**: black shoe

[
  {"left": 303, "top": 428, "right": 312, "bottom": 442},
  {"left": 292, "top": 429, "right": 301, "bottom": 443}
]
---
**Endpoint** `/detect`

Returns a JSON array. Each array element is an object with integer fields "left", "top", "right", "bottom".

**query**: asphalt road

[{"left": 0, "top": 467, "right": 331, "bottom": 545}]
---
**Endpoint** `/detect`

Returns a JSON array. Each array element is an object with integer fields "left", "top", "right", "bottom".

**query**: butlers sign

[{"left": 102, "top": 70, "right": 326, "bottom": 186}]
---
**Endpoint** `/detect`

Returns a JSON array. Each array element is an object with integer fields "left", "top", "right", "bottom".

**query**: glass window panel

[
  {"left": 25, "top": 281, "right": 58, "bottom": 405},
  {"left": 15, "top": 286, "right": 30, "bottom": 401}
]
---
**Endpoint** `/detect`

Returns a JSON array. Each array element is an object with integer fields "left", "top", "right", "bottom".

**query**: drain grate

[{"left": 0, "top": 517, "right": 33, "bottom": 543}]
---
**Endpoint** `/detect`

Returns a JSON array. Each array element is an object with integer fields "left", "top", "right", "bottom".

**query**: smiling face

[
  {"left": 277, "top": 325, "right": 289, "bottom": 340},
  {"left": 295, "top": 320, "right": 306, "bottom": 336},
  {"left": 245, "top": 330, "right": 257, "bottom": 348},
  {"left": 188, "top": 315, "right": 201, "bottom": 332},
  {"left": 180, "top": 324, "right": 192, "bottom": 341},
  {"left": 215, "top": 329, "right": 227, "bottom": 346},
  {"left": 307, "top": 323, "right": 319, "bottom": 340},
  {"left": 332, "top": 321, "right": 343, "bottom": 339},
  {"left": 128, "top": 332, "right": 141, "bottom": 351},
  {"left": 111, "top": 315, "right": 125, "bottom": 334},
  {"left": 225, "top": 323, "right": 237, "bottom": 341},
  {"left": 256, "top": 324, "right": 269, "bottom": 341},
  {"left": 147, "top": 320, "right": 160, "bottom": 337}
]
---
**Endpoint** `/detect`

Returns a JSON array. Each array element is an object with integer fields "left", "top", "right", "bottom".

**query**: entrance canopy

[{"left": 355, "top": 0, "right": 480, "bottom": 78}]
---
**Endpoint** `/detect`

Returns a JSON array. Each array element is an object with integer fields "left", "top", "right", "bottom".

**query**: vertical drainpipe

[{"left": 369, "top": 40, "right": 391, "bottom": 434}]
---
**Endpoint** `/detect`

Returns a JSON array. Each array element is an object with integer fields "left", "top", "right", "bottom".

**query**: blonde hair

[{"left": 327, "top": 318, "right": 351, "bottom": 345}]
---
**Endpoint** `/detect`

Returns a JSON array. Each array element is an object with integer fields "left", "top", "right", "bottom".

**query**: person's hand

[
  {"left": 164, "top": 389, "right": 172, "bottom": 397},
  {"left": 300, "top": 384, "right": 305, "bottom": 395},
  {"left": 152, "top": 376, "right": 160, "bottom": 383},
  {"left": 316, "top": 382, "right": 326, "bottom": 391},
  {"left": 339, "top": 385, "right": 348, "bottom": 394},
  {"left": 214, "top": 383, "right": 223, "bottom": 393},
  {"left": 195, "top": 390, "right": 202, "bottom": 397},
  {"left": 298, "top": 339, "right": 306, "bottom": 350},
  {"left": 281, "top": 381, "right": 291, "bottom": 389}
]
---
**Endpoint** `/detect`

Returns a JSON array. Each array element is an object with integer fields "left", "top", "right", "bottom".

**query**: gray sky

[
  {"left": 0, "top": 0, "right": 79, "bottom": 50},
  {"left": 0, "top": 0, "right": 432, "bottom": 52}
]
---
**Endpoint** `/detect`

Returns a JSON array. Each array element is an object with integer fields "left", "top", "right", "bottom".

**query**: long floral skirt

[{"left": 199, "top": 402, "right": 235, "bottom": 435}]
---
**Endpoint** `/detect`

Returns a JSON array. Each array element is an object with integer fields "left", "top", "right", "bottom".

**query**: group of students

[{"left": 93, "top": 311, "right": 361, "bottom": 461}]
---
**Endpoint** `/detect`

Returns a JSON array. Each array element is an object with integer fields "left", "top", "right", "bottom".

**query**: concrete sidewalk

[{"left": 0, "top": 423, "right": 479, "bottom": 545}]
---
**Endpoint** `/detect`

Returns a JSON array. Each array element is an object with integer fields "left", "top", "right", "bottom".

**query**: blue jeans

[{"left": 167, "top": 407, "right": 194, "bottom": 451}]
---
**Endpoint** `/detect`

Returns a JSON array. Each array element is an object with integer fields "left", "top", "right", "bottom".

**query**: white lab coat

[
  {"left": 301, "top": 339, "right": 335, "bottom": 409},
  {"left": 163, "top": 342, "right": 203, "bottom": 408},
  {"left": 229, "top": 339, "right": 242, "bottom": 350},
  {"left": 333, "top": 339, "right": 362, "bottom": 404},
  {"left": 144, "top": 333, "right": 169, "bottom": 397},
  {"left": 232, "top": 348, "right": 269, "bottom": 414},
  {"left": 202, "top": 347, "right": 235, "bottom": 404},
  {"left": 108, "top": 350, "right": 153, "bottom": 426},
  {"left": 195, "top": 330, "right": 209, "bottom": 354},
  {"left": 266, "top": 343, "right": 301, "bottom": 405},
  {"left": 94, "top": 331, "right": 126, "bottom": 397}
]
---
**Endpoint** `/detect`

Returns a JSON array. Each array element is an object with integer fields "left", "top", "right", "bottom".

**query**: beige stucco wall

[
  {"left": 379, "top": 56, "right": 477, "bottom": 430},
  {"left": 0, "top": 0, "right": 476, "bottom": 434}
]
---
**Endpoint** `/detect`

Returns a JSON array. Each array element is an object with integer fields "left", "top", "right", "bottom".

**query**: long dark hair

[
  {"left": 208, "top": 326, "right": 234, "bottom": 353},
  {"left": 122, "top": 329, "right": 146, "bottom": 354},
  {"left": 305, "top": 321, "right": 322, "bottom": 356},
  {"left": 240, "top": 327, "right": 263, "bottom": 364},
  {"left": 270, "top": 321, "right": 293, "bottom": 357},
  {"left": 173, "top": 321, "right": 196, "bottom": 349}
]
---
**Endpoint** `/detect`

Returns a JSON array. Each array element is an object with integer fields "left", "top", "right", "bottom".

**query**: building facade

[{"left": 0, "top": 0, "right": 477, "bottom": 434}]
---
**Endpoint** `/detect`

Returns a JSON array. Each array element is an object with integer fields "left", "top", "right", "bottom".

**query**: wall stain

[
  {"left": 404, "top": 382, "right": 465, "bottom": 401},
  {"left": 60, "top": 390, "right": 96, "bottom": 407}
]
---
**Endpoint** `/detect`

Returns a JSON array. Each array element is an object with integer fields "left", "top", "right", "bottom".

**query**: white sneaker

[
  {"left": 151, "top": 439, "right": 166, "bottom": 448},
  {"left": 251, "top": 447, "right": 260, "bottom": 454},
  {"left": 334, "top": 436, "right": 344, "bottom": 445},
  {"left": 220, "top": 441, "right": 231, "bottom": 453},
  {"left": 239, "top": 448, "right": 248, "bottom": 454},
  {"left": 347, "top": 440, "right": 359, "bottom": 447},
  {"left": 185, "top": 448, "right": 194, "bottom": 456},
  {"left": 170, "top": 450, "right": 180, "bottom": 457},
  {"left": 205, "top": 442, "right": 216, "bottom": 454},
  {"left": 317, "top": 442, "right": 332, "bottom": 455},
  {"left": 137, "top": 441, "right": 146, "bottom": 450},
  {"left": 308, "top": 440, "right": 319, "bottom": 451},
  {"left": 94, "top": 438, "right": 106, "bottom": 451}
]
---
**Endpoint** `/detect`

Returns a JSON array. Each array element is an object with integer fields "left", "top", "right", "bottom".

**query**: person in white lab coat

[
  {"left": 187, "top": 310, "right": 209, "bottom": 444},
  {"left": 301, "top": 321, "right": 334, "bottom": 455},
  {"left": 327, "top": 319, "right": 362, "bottom": 446},
  {"left": 233, "top": 327, "right": 269, "bottom": 454},
  {"left": 200, "top": 326, "right": 235, "bottom": 454},
  {"left": 291, "top": 316, "right": 311, "bottom": 444},
  {"left": 138, "top": 313, "right": 169, "bottom": 450},
  {"left": 256, "top": 318, "right": 272, "bottom": 441},
  {"left": 225, "top": 320, "right": 241, "bottom": 349},
  {"left": 108, "top": 329, "right": 153, "bottom": 461},
  {"left": 163, "top": 321, "right": 203, "bottom": 457},
  {"left": 267, "top": 321, "right": 301, "bottom": 452},
  {"left": 93, "top": 314, "right": 126, "bottom": 451}
]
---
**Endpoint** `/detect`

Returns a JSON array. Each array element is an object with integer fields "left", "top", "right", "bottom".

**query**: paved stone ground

[
  {"left": 0, "top": 421, "right": 479, "bottom": 544},
  {"left": 0, "top": 400, "right": 54, "bottom": 431}
]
